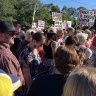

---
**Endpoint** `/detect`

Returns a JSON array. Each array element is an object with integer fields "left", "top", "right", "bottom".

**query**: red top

[{"left": 92, "top": 37, "right": 96, "bottom": 46}]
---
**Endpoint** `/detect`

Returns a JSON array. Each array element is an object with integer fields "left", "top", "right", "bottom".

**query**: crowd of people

[{"left": 1, "top": 20, "right": 96, "bottom": 96}]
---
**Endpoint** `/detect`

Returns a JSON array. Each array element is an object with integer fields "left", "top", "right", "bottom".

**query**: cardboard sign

[
  {"left": 78, "top": 10, "right": 95, "bottom": 26},
  {"left": 63, "top": 21, "right": 72, "bottom": 29},
  {"left": 54, "top": 21, "right": 62, "bottom": 29},
  {"left": 38, "top": 20, "right": 45, "bottom": 29},
  {"left": 66, "top": 21, "right": 72, "bottom": 28},
  {"left": 32, "top": 22, "right": 37, "bottom": 29},
  {"left": 52, "top": 12, "right": 62, "bottom": 21}
]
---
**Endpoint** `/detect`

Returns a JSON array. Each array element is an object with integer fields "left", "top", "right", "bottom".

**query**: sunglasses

[{"left": 5, "top": 32, "right": 16, "bottom": 36}]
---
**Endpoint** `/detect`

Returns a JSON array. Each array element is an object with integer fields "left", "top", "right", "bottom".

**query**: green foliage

[
  {"left": 0, "top": 0, "right": 88, "bottom": 29},
  {"left": 0, "top": 0, "right": 17, "bottom": 21},
  {"left": 51, "top": 5, "right": 60, "bottom": 12},
  {"left": 77, "top": 6, "right": 87, "bottom": 10}
]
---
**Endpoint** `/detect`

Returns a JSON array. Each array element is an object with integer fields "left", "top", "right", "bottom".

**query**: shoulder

[
  {"left": 51, "top": 41, "right": 57, "bottom": 48},
  {"left": 33, "top": 74, "right": 65, "bottom": 84},
  {"left": 85, "top": 47, "right": 92, "bottom": 53}
]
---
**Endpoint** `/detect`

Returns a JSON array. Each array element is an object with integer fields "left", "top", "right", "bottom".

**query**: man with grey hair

[{"left": 0, "top": 21, "right": 25, "bottom": 96}]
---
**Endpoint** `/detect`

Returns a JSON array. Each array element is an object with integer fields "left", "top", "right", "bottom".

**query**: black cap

[{"left": 0, "top": 21, "right": 15, "bottom": 33}]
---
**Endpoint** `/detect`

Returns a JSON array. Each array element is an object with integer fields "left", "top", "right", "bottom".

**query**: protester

[
  {"left": 65, "top": 35, "right": 79, "bottom": 46},
  {"left": 10, "top": 21, "right": 23, "bottom": 58},
  {"left": 27, "top": 45, "right": 81, "bottom": 96},
  {"left": 18, "top": 31, "right": 33, "bottom": 90},
  {"left": 63, "top": 67, "right": 96, "bottom": 96},
  {"left": 76, "top": 32, "right": 92, "bottom": 60},
  {"left": 0, "top": 21, "right": 24, "bottom": 83},
  {"left": 64, "top": 27, "right": 75, "bottom": 44},
  {"left": 0, "top": 21, "right": 25, "bottom": 96},
  {"left": 65, "top": 35, "right": 85, "bottom": 65},
  {"left": 43, "top": 26, "right": 57, "bottom": 72},
  {"left": 19, "top": 32, "right": 44, "bottom": 83},
  {"left": 0, "top": 69, "right": 21, "bottom": 96},
  {"left": 56, "top": 29, "right": 64, "bottom": 46},
  {"left": 67, "top": 27, "right": 75, "bottom": 36},
  {"left": 85, "top": 29, "right": 93, "bottom": 48}
]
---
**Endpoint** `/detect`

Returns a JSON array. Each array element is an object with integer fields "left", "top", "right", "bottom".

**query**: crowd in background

[{"left": 1, "top": 20, "right": 96, "bottom": 96}]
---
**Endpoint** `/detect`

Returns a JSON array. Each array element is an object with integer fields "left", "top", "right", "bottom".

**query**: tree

[
  {"left": 62, "top": 6, "right": 77, "bottom": 17},
  {"left": 14, "top": 0, "right": 54, "bottom": 29},
  {"left": 0, "top": 0, "right": 77, "bottom": 29},
  {"left": 62, "top": 6, "right": 68, "bottom": 13},
  {"left": 62, "top": 6, "right": 77, "bottom": 27},
  {"left": 51, "top": 5, "right": 60, "bottom": 12},
  {"left": 62, "top": 13, "right": 76, "bottom": 27},
  {"left": 0, "top": 0, "right": 17, "bottom": 21},
  {"left": 14, "top": 0, "right": 41, "bottom": 29},
  {"left": 77, "top": 6, "right": 87, "bottom": 11}
]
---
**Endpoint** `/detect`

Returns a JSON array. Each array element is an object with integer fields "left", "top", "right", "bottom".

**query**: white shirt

[{"left": 79, "top": 45, "right": 92, "bottom": 60}]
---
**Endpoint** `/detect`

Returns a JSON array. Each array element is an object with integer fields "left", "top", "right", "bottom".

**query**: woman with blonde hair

[{"left": 63, "top": 67, "right": 96, "bottom": 96}]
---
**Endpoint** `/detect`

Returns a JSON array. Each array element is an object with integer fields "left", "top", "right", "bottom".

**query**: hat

[
  {"left": 48, "top": 26, "right": 57, "bottom": 33},
  {"left": 0, "top": 69, "right": 21, "bottom": 93},
  {"left": 0, "top": 21, "right": 15, "bottom": 33}
]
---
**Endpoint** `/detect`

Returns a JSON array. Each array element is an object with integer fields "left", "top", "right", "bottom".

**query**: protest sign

[
  {"left": 32, "top": 22, "right": 37, "bottom": 29},
  {"left": 63, "top": 20, "right": 72, "bottom": 29},
  {"left": 78, "top": 10, "right": 96, "bottom": 26},
  {"left": 52, "top": 12, "right": 62, "bottom": 21},
  {"left": 54, "top": 21, "right": 62, "bottom": 29},
  {"left": 38, "top": 20, "right": 45, "bottom": 29}
]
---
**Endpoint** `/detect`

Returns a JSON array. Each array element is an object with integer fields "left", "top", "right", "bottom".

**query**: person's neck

[{"left": 54, "top": 67, "right": 70, "bottom": 77}]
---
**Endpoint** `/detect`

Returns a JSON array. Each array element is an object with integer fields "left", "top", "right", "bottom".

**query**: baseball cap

[
  {"left": 0, "top": 21, "right": 15, "bottom": 33},
  {"left": 0, "top": 69, "right": 21, "bottom": 92}
]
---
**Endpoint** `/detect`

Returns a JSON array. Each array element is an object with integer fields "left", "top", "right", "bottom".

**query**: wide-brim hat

[
  {"left": 0, "top": 21, "right": 15, "bottom": 33},
  {"left": 0, "top": 69, "right": 21, "bottom": 91}
]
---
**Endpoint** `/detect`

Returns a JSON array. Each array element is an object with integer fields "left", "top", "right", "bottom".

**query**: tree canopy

[{"left": 0, "top": 0, "right": 90, "bottom": 29}]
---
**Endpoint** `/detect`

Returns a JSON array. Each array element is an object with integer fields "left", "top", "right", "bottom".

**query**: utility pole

[{"left": 32, "top": 4, "right": 36, "bottom": 27}]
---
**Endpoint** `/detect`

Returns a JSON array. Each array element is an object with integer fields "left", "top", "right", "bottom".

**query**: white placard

[
  {"left": 52, "top": 12, "right": 62, "bottom": 21},
  {"left": 63, "top": 20, "right": 72, "bottom": 29},
  {"left": 32, "top": 22, "right": 37, "bottom": 29},
  {"left": 54, "top": 21, "right": 62, "bottom": 29},
  {"left": 38, "top": 20, "right": 45, "bottom": 29},
  {"left": 78, "top": 10, "right": 96, "bottom": 26}
]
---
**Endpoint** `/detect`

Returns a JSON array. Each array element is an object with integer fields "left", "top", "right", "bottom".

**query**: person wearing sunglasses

[{"left": 0, "top": 21, "right": 25, "bottom": 96}]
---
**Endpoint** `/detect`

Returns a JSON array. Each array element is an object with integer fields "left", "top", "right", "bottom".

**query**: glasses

[{"left": 5, "top": 32, "right": 16, "bottom": 36}]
